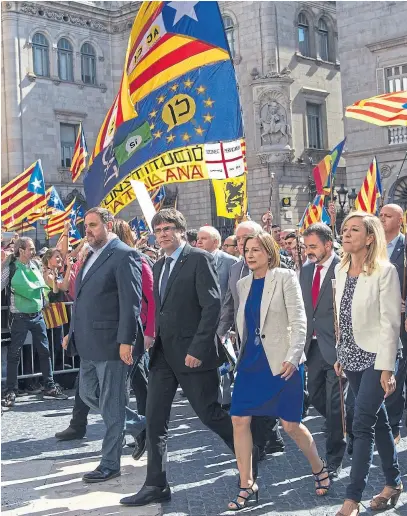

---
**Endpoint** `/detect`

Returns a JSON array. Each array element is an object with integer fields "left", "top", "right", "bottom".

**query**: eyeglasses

[
  {"left": 223, "top": 244, "right": 237, "bottom": 248},
  {"left": 153, "top": 225, "right": 177, "bottom": 236}
]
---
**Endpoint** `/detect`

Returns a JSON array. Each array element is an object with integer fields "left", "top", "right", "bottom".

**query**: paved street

[{"left": 2, "top": 387, "right": 407, "bottom": 515}]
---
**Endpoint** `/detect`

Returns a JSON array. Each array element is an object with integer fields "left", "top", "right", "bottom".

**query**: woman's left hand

[
  {"left": 380, "top": 370, "right": 396, "bottom": 398},
  {"left": 280, "top": 361, "right": 296, "bottom": 381}
]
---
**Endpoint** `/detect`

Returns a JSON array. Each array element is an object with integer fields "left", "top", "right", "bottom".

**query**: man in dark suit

[
  {"left": 120, "top": 209, "right": 234, "bottom": 507},
  {"left": 380, "top": 204, "right": 406, "bottom": 442},
  {"left": 64, "top": 207, "right": 143, "bottom": 483},
  {"left": 300, "top": 223, "right": 347, "bottom": 478}
]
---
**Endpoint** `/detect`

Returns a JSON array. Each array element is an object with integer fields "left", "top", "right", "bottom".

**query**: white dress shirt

[
  {"left": 312, "top": 251, "right": 336, "bottom": 289},
  {"left": 82, "top": 238, "right": 114, "bottom": 279},
  {"left": 159, "top": 241, "right": 186, "bottom": 293},
  {"left": 387, "top": 233, "right": 401, "bottom": 259}
]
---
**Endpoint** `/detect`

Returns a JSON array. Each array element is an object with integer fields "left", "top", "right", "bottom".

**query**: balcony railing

[{"left": 389, "top": 126, "right": 407, "bottom": 145}]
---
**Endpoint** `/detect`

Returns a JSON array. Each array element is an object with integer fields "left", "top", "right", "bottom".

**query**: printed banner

[{"left": 212, "top": 174, "right": 247, "bottom": 219}]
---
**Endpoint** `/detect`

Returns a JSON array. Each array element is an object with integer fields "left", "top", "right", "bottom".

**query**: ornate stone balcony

[{"left": 389, "top": 126, "right": 407, "bottom": 145}]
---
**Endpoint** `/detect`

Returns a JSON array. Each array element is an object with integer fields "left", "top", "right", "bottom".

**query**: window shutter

[{"left": 376, "top": 68, "right": 385, "bottom": 94}]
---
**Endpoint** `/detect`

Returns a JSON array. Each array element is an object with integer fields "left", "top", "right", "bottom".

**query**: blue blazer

[{"left": 68, "top": 238, "right": 143, "bottom": 361}]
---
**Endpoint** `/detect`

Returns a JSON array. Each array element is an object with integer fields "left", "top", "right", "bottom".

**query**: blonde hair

[
  {"left": 243, "top": 231, "right": 280, "bottom": 269},
  {"left": 340, "top": 211, "right": 388, "bottom": 275}
]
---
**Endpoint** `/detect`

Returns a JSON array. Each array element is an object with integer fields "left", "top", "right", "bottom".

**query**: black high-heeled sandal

[
  {"left": 313, "top": 458, "right": 331, "bottom": 496},
  {"left": 228, "top": 485, "right": 259, "bottom": 511}
]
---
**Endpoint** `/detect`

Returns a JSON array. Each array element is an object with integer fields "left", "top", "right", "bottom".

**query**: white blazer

[
  {"left": 236, "top": 268, "right": 307, "bottom": 375},
  {"left": 334, "top": 260, "right": 401, "bottom": 372}
]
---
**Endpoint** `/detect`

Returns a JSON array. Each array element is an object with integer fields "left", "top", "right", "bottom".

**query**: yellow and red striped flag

[
  {"left": 298, "top": 195, "right": 328, "bottom": 232},
  {"left": 345, "top": 91, "right": 407, "bottom": 126},
  {"left": 354, "top": 157, "right": 381, "bottom": 214},
  {"left": 42, "top": 303, "right": 69, "bottom": 329},
  {"left": 125, "top": 3, "right": 230, "bottom": 105},
  {"left": 1, "top": 160, "right": 46, "bottom": 228},
  {"left": 44, "top": 198, "right": 76, "bottom": 237},
  {"left": 89, "top": 73, "right": 135, "bottom": 166},
  {"left": 70, "top": 123, "right": 88, "bottom": 182}
]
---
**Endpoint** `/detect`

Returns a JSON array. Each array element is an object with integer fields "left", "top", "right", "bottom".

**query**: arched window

[
  {"left": 81, "top": 43, "right": 96, "bottom": 84},
  {"left": 222, "top": 15, "right": 235, "bottom": 58},
  {"left": 32, "top": 33, "right": 49, "bottom": 77},
  {"left": 57, "top": 38, "right": 73, "bottom": 81},
  {"left": 318, "top": 19, "right": 329, "bottom": 61},
  {"left": 298, "top": 13, "right": 310, "bottom": 57}
]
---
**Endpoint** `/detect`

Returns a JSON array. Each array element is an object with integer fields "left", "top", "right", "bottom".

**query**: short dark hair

[
  {"left": 303, "top": 223, "right": 334, "bottom": 244},
  {"left": 271, "top": 224, "right": 280, "bottom": 229},
  {"left": 186, "top": 229, "right": 198, "bottom": 244},
  {"left": 285, "top": 232, "right": 296, "bottom": 240},
  {"left": 151, "top": 208, "right": 187, "bottom": 232},
  {"left": 225, "top": 235, "right": 237, "bottom": 245},
  {"left": 85, "top": 207, "right": 114, "bottom": 225}
]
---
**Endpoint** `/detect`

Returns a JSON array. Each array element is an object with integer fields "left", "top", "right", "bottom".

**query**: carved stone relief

[{"left": 259, "top": 92, "right": 291, "bottom": 147}]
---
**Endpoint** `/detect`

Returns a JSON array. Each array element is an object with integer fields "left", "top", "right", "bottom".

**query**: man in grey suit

[
  {"left": 300, "top": 223, "right": 346, "bottom": 478},
  {"left": 380, "top": 204, "right": 406, "bottom": 441},
  {"left": 197, "top": 226, "right": 238, "bottom": 405},
  {"left": 64, "top": 207, "right": 143, "bottom": 483},
  {"left": 197, "top": 226, "right": 238, "bottom": 301},
  {"left": 217, "top": 220, "right": 285, "bottom": 455}
]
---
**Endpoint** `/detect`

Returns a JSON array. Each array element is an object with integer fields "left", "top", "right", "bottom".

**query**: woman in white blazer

[
  {"left": 227, "top": 231, "right": 330, "bottom": 511},
  {"left": 334, "top": 212, "right": 402, "bottom": 516}
]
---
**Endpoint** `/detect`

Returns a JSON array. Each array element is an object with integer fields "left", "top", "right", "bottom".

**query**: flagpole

[
  {"left": 329, "top": 167, "right": 336, "bottom": 236},
  {"left": 396, "top": 150, "right": 407, "bottom": 181}
]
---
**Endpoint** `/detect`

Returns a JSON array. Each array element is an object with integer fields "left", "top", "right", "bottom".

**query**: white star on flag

[
  {"left": 31, "top": 178, "right": 43, "bottom": 191},
  {"left": 69, "top": 228, "right": 76, "bottom": 236},
  {"left": 168, "top": 1, "right": 199, "bottom": 25}
]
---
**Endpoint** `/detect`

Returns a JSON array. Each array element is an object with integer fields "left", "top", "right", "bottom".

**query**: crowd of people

[{"left": 1, "top": 202, "right": 406, "bottom": 516}]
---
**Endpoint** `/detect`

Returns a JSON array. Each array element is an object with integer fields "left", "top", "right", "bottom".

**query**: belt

[{"left": 13, "top": 311, "right": 42, "bottom": 318}]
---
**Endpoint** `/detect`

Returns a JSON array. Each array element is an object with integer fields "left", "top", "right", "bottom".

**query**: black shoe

[
  {"left": 347, "top": 435, "right": 354, "bottom": 456},
  {"left": 258, "top": 447, "right": 267, "bottom": 461},
  {"left": 26, "top": 381, "right": 42, "bottom": 395},
  {"left": 132, "top": 430, "right": 147, "bottom": 461},
  {"left": 43, "top": 385, "right": 68, "bottom": 400},
  {"left": 55, "top": 426, "right": 86, "bottom": 441},
  {"left": 327, "top": 464, "right": 342, "bottom": 479},
  {"left": 82, "top": 466, "right": 121, "bottom": 483},
  {"left": 265, "top": 439, "right": 285, "bottom": 454},
  {"left": 2, "top": 391, "right": 16, "bottom": 407},
  {"left": 221, "top": 403, "right": 231, "bottom": 411},
  {"left": 120, "top": 484, "right": 171, "bottom": 506}
]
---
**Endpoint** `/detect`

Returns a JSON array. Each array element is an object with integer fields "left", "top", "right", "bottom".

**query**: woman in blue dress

[{"left": 227, "top": 231, "right": 330, "bottom": 511}]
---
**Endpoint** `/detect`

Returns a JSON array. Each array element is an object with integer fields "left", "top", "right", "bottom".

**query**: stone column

[
  {"left": 1, "top": 6, "right": 24, "bottom": 181},
  {"left": 259, "top": 2, "right": 278, "bottom": 74}
]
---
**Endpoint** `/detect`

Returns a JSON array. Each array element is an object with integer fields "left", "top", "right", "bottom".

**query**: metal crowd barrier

[{"left": 1, "top": 302, "right": 80, "bottom": 381}]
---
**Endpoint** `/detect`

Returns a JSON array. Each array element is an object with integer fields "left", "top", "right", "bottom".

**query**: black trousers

[
  {"left": 385, "top": 348, "right": 407, "bottom": 436},
  {"left": 307, "top": 340, "right": 347, "bottom": 468},
  {"left": 146, "top": 347, "right": 234, "bottom": 487}
]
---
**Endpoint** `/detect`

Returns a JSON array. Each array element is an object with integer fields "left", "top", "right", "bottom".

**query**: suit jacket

[
  {"left": 235, "top": 268, "right": 307, "bottom": 375},
  {"left": 68, "top": 238, "right": 143, "bottom": 361},
  {"left": 217, "top": 259, "right": 248, "bottom": 337},
  {"left": 389, "top": 234, "right": 405, "bottom": 294},
  {"left": 214, "top": 250, "right": 238, "bottom": 302},
  {"left": 300, "top": 255, "right": 340, "bottom": 365},
  {"left": 334, "top": 260, "right": 401, "bottom": 371},
  {"left": 152, "top": 244, "right": 224, "bottom": 372}
]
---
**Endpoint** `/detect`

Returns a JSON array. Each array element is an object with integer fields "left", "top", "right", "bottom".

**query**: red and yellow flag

[
  {"left": 44, "top": 198, "right": 76, "bottom": 237},
  {"left": 71, "top": 123, "right": 88, "bottom": 182},
  {"left": 354, "top": 158, "right": 380, "bottom": 214},
  {"left": 346, "top": 91, "right": 407, "bottom": 126}
]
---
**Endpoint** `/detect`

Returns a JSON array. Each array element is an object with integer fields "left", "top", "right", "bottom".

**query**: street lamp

[
  {"left": 348, "top": 188, "right": 357, "bottom": 211},
  {"left": 337, "top": 184, "right": 348, "bottom": 211}
]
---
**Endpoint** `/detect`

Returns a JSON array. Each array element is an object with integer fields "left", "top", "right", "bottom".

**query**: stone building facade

[
  {"left": 1, "top": 1, "right": 345, "bottom": 240},
  {"left": 337, "top": 1, "right": 407, "bottom": 211}
]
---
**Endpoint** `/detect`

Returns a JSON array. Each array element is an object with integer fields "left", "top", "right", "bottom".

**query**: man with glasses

[
  {"left": 120, "top": 208, "right": 235, "bottom": 507},
  {"left": 222, "top": 235, "right": 240, "bottom": 257}
]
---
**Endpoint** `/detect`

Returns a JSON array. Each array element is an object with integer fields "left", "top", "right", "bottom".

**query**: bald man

[{"left": 380, "top": 203, "right": 406, "bottom": 442}]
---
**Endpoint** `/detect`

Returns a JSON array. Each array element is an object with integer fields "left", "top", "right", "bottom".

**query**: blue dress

[{"left": 230, "top": 277, "right": 304, "bottom": 422}]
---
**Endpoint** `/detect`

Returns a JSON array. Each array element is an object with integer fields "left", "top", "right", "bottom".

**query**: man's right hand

[{"left": 62, "top": 335, "right": 69, "bottom": 350}]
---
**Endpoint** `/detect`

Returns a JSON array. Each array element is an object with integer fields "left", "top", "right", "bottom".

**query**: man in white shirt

[{"left": 300, "top": 223, "right": 347, "bottom": 478}]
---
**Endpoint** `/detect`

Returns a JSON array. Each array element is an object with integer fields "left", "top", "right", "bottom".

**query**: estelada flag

[
  {"left": 354, "top": 157, "right": 381, "bottom": 214},
  {"left": 212, "top": 174, "right": 247, "bottom": 219},
  {"left": 345, "top": 91, "right": 407, "bottom": 126}
]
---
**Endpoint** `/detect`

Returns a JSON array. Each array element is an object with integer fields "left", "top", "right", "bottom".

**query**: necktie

[
  {"left": 160, "top": 257, "right": 173, "bottom": 303},
  {"left": 311, "top": 265, "right": 323, "bottom": 308}
]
